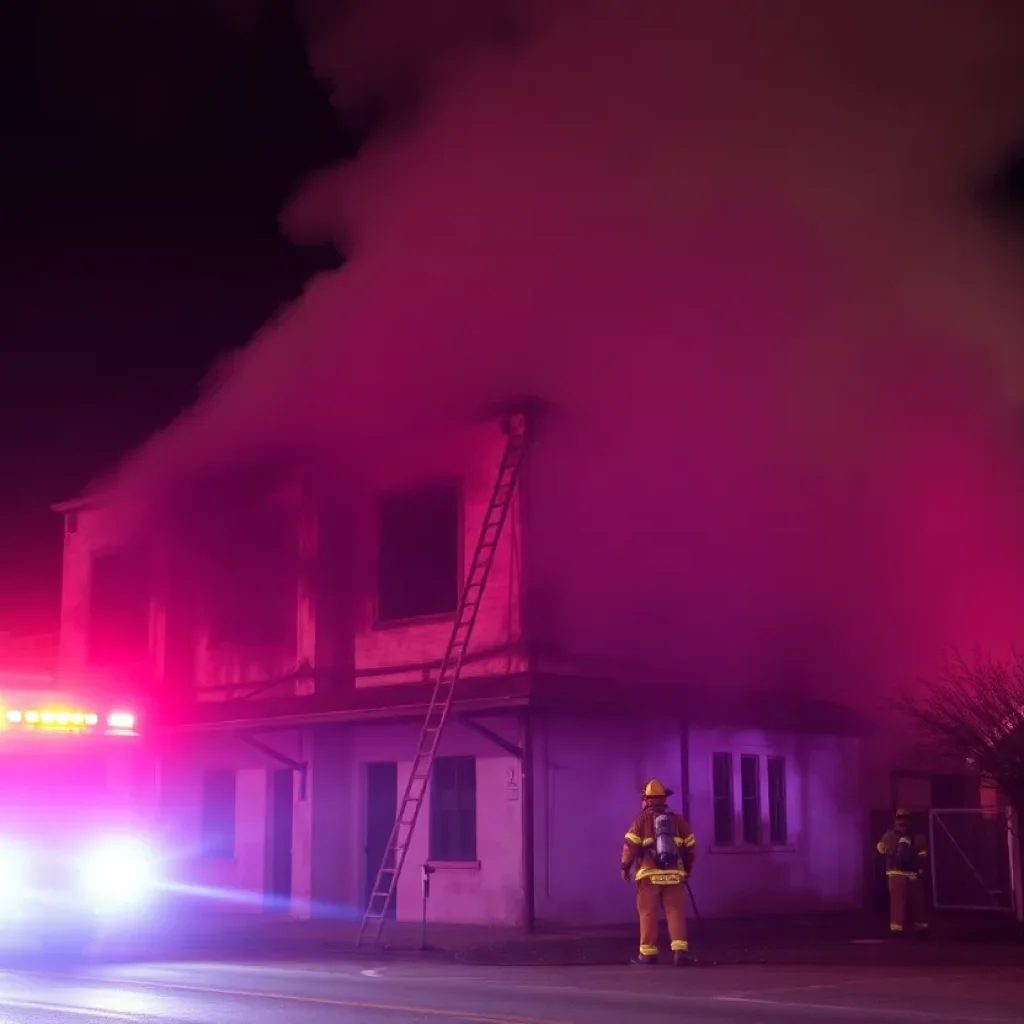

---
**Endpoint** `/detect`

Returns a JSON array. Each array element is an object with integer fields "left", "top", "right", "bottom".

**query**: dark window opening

[
  {"left": 200, "top": 769, "right": 236, "bottom": 859},
  {"left": 767, "top": 756, "right": 787, "bottom": 845},
  {"left": 87, "top": 547, "right": 151, "bottom": 668},
  {"left": 378, "top": 484, "right": 460, "bottom": 624},
  {"left": 740, "top": 754, "right": 761, "bottom": 845},
  {"left": 429, "top": 756, "right": 476, "bottom": 862},
  {"left": 711, "top": 752, "right": 734, "bottom": 846},
  {"left": 206, "top": 506, "right": 298, "bottom": 652}
]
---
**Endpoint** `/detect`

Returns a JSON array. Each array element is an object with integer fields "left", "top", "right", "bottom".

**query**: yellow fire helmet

[{"left": 643, "top": 779, "right": 673, "bottom": 798}]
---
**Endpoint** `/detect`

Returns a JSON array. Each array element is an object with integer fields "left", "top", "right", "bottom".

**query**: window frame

[
  {"left": 204, "top": 505, "right": 300, "bottom": 652},
  {"left": 740, "top": 754, "right": 762, "bottom": 846},
  {"left": 428, "top": 755, "right": 478, "bottom": 863},
  {"left": 711, "top": 752, "right": 735, "bottom": 846},
  {"left": 375, "top": 481, "right": 464, "bottom": 628},
  {"left": 86, "top": 545, "right": 152, "bottom": 669},
  {"left": 767, "top": 755, "right": 788, "bottom": 846},
  {"left": 199, "top": 768, "right": 237, "bottom": 860},
  {"left": 710, "top": 751, "right": 791, "bottom": 851}
]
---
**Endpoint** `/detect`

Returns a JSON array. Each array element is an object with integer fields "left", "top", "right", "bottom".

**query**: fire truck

[{"left": 0, "top": 674, "right": 160, "bottom": 954}]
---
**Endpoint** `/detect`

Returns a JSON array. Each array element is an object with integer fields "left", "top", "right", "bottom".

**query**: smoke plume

[{"left": 112, "top": 1, "right": 1024, "bottom": 713}]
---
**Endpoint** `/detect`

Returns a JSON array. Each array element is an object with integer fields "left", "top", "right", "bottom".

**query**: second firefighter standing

[
  {"left": 621, "top": 779, "right": 697, "bottom": 965},
  {"left": 877, "top": 809, "right": 929, "bottom": 936}
]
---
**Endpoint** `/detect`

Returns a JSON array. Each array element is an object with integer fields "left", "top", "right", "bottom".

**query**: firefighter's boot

[
  {"left": 673, "top": 950, "right": 694, "bottom": 966},
  {"left": 631, "top": 953, "right": 658, "bottom": 965}
]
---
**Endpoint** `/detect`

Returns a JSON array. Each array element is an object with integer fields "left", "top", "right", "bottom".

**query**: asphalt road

[{"left": 0, "top": 956, "right": 1019, "bottom": 1023}]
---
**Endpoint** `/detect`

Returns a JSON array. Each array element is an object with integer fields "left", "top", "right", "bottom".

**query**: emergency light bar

[{"left": 1, "top": 708, "right": 136, "bottom": 735}]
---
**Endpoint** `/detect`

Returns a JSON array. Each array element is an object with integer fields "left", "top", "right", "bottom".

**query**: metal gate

[{"left": 929, "top": 807, "right": 1021, "bottom": 913}]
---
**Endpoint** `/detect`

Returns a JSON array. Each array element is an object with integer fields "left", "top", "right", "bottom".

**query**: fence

[{"left": 929, "top": 807, "right": 1021, "bottom": 916}]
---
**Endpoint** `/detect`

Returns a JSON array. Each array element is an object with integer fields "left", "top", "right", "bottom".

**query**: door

[
  {"left": 365, "top": 761, "right": 398, "bottom": 915},
  {"left": 267, "top": 768, "right": 293, "bottom": 912}
]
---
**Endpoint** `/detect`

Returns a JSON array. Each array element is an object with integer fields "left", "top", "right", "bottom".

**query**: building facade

[{"left": 55, "top": 412, "right": 936, "bottom": 927}]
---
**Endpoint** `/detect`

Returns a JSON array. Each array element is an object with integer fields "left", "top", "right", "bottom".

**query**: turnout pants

[
  {"left": 888, "top": 873, "right": 928, "bottom": 932},
  {"left": 636, "top": 877, "right": 688, "bottom": 956}
]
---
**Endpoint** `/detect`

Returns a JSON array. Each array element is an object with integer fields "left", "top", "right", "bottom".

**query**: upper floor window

[
  {"left": 206, "top": 505, "right": 297, "bottom": 651},
  {"left": 711, "top": 751, "right": 789, "bottom": 849},
  {"left": 88, "top": 547, "right": 150, "bottom": 668},
  {"left": 377, "top": 484, "right": 460, "bottom": 624}
]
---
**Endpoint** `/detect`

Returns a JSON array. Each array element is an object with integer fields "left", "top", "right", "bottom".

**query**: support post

[
  {"left": 420, "top": 864, "right": 435, "bottom": 950},
  {"left": 520, "top": 710, "right": 535, "bottom": 933},
  {"left": 928, "top": 809, "right": 938, "bottom": 909},
  {"left": 1008, "top": 807, "right": 1023, "bottom": 923}
]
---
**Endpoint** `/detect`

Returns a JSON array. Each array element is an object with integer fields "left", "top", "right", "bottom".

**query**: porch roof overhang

[
  {"left": 163, "top": 669, "right": 689, "bottom": 735},
  {"left": 162, "top": 668, "right": 866, "bottom": 736},
  {"left": 170, "top": 696, "right": 531, "bottom": 733}
]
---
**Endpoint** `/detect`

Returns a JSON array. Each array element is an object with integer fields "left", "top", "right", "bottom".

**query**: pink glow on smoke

[{"left": 109, "top": 1, "right": 1024, "bottom": 710}]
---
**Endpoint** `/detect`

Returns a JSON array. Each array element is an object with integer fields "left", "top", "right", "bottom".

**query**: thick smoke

[{"left": 113, "top": 1, "right": 1024, "bottom": 713}]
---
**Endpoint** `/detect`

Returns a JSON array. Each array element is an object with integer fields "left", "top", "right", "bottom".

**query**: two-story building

[{"left": 54, "top": 408, "right": 907, "bottom": 929}]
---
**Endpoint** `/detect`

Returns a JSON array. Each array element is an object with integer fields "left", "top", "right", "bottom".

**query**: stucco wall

[
  {"left": 57, "top": 505, "right": 116, "bottom": 678},
  {"left": 530, "top": 711, "right": 677, "bottom": 926},
  {"left": 686, "top": 726, "right": 863, "bottom": 916},
  {"left": 351, "top": 418, "right": 527, "bottom": 687},
  {"left": 58, "top": 416, "right": 526, "bottom": 699},
  {"left": 166, "top": 716, "right": 526, "bottom": 924},
  {"left": 530, "top": 714, "right": 862, "bottom": 926},
  {"left": 159, "top": 711, "right": 863, "bottom": 925},
  {"left": 157, "top": 730, "right": 302, "bottom": 904}
]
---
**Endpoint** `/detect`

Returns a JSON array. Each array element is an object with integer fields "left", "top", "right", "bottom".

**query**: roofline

[{"left": 50, "top": 402, "right": 548, "bottom": 518}]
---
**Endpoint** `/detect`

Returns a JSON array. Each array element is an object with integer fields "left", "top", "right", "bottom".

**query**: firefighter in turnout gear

[
  {"left": 621, "top": 779, "right": 697, "bottom": 965},
  {"left": 877, "top": 809, "right": 929, "bottom": 935}
]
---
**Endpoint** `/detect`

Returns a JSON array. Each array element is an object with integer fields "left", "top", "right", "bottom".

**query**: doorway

[
  {"left": 365, "top": 761, "right": 398, "bottom": 916},
  {"left": 267, "top": 768, "right": 293, "bottom": 912}
]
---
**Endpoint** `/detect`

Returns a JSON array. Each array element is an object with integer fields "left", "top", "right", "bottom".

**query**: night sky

[{"left": 1, "top": 2, "right": 350, "bottom": 634}]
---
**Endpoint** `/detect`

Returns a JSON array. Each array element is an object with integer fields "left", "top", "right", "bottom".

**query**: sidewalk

[{"left": 148, "top": 906, "right": 1024, "bottom": 967}]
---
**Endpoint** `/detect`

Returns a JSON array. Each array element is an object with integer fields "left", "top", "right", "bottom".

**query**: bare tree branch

[{"left": 899, "top": 650, "right": 1024, "bottom": 814}]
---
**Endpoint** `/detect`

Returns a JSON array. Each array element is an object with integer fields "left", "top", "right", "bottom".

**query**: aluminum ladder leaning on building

[{"left": 356, "top": 410, "right": 529, "bottom": 948}]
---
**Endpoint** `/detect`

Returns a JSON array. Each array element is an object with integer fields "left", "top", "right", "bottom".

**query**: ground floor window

[
  {"left": 430, "top": 756, "right": 477, "bottom": 861},
  {"left": 712, "top": 752, "right": 734, "bottom": 845},
  {"left": 711, "top": 752, "right": 788, "bottom": 848},
  {"left": 200, "top": 768, "right": 237, "bottom": 858}
]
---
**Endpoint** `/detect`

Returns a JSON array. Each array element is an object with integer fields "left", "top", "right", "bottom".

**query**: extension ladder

[{"left": 356, "top": 412, "right": 528, "bottom": 947}]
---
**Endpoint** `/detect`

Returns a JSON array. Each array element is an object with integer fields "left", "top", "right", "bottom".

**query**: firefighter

[
  {"left": 877, "top": 808, "right": 929, "bottom": 935},
  {"left": 621, "top": 779, "right": 697, "bottom": 965}
]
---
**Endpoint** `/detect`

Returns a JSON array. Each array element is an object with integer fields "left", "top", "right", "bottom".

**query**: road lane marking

[
  {"left": 361, "top": 968, "right": 385, "bottom": 977},
  {"left": 60, "top": 975, "right": 582, "bottom": 1024},
  {"left": 718, "top": 972, "right": 959, "bottom": 998},
  {"left": 714, "top": 995, "right": 1016, "bottom": 1022},
  {"left": 0, "top": 997, "right": 138, "bottom": 1020}
]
